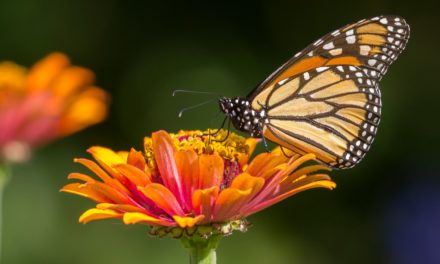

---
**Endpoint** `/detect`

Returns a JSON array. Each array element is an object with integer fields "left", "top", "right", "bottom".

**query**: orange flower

[
  {"left": 62, "top": 130, "right": 335, "bottom": 237},
  {"left": 0, "top": 53, "right": 109, "bottom": 162}
]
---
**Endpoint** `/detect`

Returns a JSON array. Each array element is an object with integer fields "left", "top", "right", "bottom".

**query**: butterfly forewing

[{"left": 248, "top": 15, "right": 409, "bottom": 101}]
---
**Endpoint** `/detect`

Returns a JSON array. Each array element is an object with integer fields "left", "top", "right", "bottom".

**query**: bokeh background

[{"left": 1, "top": 0, "right": 439, "bottom": 263}]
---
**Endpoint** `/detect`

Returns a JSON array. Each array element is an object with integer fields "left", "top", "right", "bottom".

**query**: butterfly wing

[
  {"left": 249, "top": 15, "right": 409, "bottom": 107},
  {"left": 261, "top": 65, "right": 380, "bottom": 169},
  {"left": 248, "top": 15, "right": 409, "bottom": 169}
]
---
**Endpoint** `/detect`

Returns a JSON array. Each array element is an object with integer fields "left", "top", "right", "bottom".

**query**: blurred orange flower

[
  {"left": 0, "top": 53, "right": 109, "bottom": 162},
  {"left": 62, "top": 130, "right": 335, "bottom": 236}
]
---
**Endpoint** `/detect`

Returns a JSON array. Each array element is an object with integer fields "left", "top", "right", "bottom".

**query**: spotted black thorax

[{"left": 219, "top": 97, "right": 268, "bottom": 137}]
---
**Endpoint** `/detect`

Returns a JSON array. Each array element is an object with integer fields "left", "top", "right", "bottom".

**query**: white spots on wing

[
  {"left": 387, "top": 37, "right": 394, "bottom": 43},
  {"left": 397, "top": 28, "right": 404, "bottom": 33},
  {"left": 346, "top": 35, "right": 356, "bottom": 44},
  {"left": 346, "top": 29, "right": 354, "bottom": 36},
  {"left": 371, "top": 17, "right": 380, "bottom": 21},
  {"left": 368, "top": 59, "right": 377, "bottom": 66},
  {"left": 329, "top": 48, "right": 343, "bottom": 56},
  {"left": 387, "top": 26, "right": 394, "bottom": 31},
  {"left": 307, "top": 51, "right": 313, "bottom": 56},
  {"left": 336, "top": 66, "right": 344, "bottom": 72},
  {"left": 278, "top": 78, "right": 288, "bottom": 85},
  {"left": 357, "top": 78, "right": 363, "bottom": 84},
  {"left": 394, "top": 17, "right": 401, "bottom": 22},
  {"left": 303, "top": 72, "right": 310, "bottom": 80},
  {"left": 395, "top": 22, "right": 402, "bottom": 26},
  {"left": 349, "top": 66, "right": 357, "bottom": 71},
  {"left": 359, "top": 45, "right": 371, "bottom": 56},
  {"left": 323, "top": 42, "right": 335, "bottom": 50},
  {"left": 366, "top": 79, "right": 372, "bottom": 85},
  {"left": 380, "top": 18, "right": 388, "bottom": 24},
  {"left": 316, "top": 66, "right": 329, "bottom": 72},
  {"left": 314, "top": 38, "right": 324, "bottom": 46},
  {"left": 331, "top": 30, "right": 340, "bottom": 36},
  {"left": 355, "top": 72, "right": 363, "bottom": 77},
  {"left": 373, "top": 106, "right": 378, "bottom": 113},
  {"left": 294, "top": 52, "right": 301, "bottom": 58}
]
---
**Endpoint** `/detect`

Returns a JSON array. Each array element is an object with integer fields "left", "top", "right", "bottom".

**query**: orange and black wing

[
  {"left": 249, "top": 15, "right": 409, "bottom": 169},
  {"left": 248, "top": 15, "right": 410, "bottom": 105},
  {"left": 261, "top": 65, "right": 380, "bottom": 169}
]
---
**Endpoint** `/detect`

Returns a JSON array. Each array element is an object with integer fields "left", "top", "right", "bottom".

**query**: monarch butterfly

[{"left": 219, "top": 15, "right": 410, "bottom": 169}]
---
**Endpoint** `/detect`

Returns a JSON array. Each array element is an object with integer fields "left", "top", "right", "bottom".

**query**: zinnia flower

[
  {"left": 0, "top": 52, "right": 109, "bottom": 162},
  {"left": 62, "top": 129, "right": 335, "bottom": 263}
]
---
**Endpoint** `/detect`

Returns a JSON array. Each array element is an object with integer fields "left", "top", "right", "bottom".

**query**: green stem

[
  {"left": 0, "top": 161, "right": 10, "bottom": 263},
  {"left": 181, "top": 234, "right": 221, "bottom": 264}
]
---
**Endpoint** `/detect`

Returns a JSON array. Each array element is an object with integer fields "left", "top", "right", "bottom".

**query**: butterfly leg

[
  {"left": 259, "top": 126, "right": 271, "bottom": 153},
  {"left": 211, "top": 119, "right": 231, "bottom": 143}
]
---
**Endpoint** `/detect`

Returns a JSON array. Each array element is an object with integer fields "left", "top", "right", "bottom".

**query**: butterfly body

[
  {"left": 219, "top": 15, "right": 409, "bottom": 169},
  {"left": 219, "top": 97, "right": 267, "bottom": 137}
]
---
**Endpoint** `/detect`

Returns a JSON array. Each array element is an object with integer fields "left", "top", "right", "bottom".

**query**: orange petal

[
  {"left": 74, "top": 158, "right": 112, "bottom": 183},
  {"left": 61, "top": 183, "right": 111, "bottom": 203},
  {"left": 117, "top": 151, "right": 129, "bottom": 161},
  {"left": 87, "top": 146, "right": 125, "bottom": 168},
  {"left": 245, "top": 176, "right": 336, "bottom": 217},
  {"left": 152, "top": 130, "right": 185, "bottom": 204},
  {"left": 59, "top": 87, "right": 108, "bottom": 136},
  {"left": 51, "top": 66, "right": 95, "bottom": 98},
  {"left": 127, "top": 148, "right": 147, "bottom": 171},
  {"left": 246, "top": 152, "right": 286, "bottom": 177},
  {"left": 213, "top": 188, "right": 252, "bottom": 222},
  {"left": 138, "top": 183, "right": 185, "bottom": 217},
  {"left": 114, "top": 163, "right": 151, "bottom": 186},
  {"left": 174, "top": 149, "right": 199, "bottom": 211},
  {"left": 198, "top": 154, "right": 224, "bottom": 189},
  {"left": 67, "top": 172, "right": 96, "bottom": 183},
  {"left": 87, "top": 146, "right": 127, "bottom": 183},
  {"left": 123, "top": 212, "right": 174, "bottom": 226},
  {"left": 281, "top": 164, "right": 332, "bottom": 187},
  {"left": 79, "top": 208, "right": 122, "bottom": 224},
  {"left": 230, "top": 173, "right": 265, "bottom": 192},
  {"left": 238, "top": 138, "right": 259, "bottom": 167},
  {"left": 192, "top": 186, "right": 219, "bottom": 223},
  {"left": 173, "top": 215, "right": 205, "bottom": 228},
  {"left": 26, "top": 52, "right": 70, "bottom": 93},
  {"left": 74, "top": 158, "right": 127, "bottom": 193},
  {"left": 96, "top": 203, "right": 147, "bottom": 213},
  {"left": 88, "top": 181, "right": 132, "bottom": 205}
]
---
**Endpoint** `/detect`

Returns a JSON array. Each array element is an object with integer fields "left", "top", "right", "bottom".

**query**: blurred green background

[{"left": 1, "top": 0, "right": 439, "bottom": 263}]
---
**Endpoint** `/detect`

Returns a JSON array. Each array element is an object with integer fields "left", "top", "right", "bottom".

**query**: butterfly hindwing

[{"left": 258, "top": 65, "right": 381, "bottom": 169}]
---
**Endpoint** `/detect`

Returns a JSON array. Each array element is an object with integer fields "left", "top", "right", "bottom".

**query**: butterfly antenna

[
  {"left": 178, "top": 99, "right": 216, "bottom": 118},
  {"left": 172, "top": 89, "right": 222, "bottom": 97}
]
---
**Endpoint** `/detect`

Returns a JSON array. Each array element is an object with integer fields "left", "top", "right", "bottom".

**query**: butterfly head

[{"left": 219, "top": 97, "right": 266, "bottom": 137}]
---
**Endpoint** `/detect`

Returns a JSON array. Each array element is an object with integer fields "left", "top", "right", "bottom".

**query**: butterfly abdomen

[{"left": 219, "top": 97, "right": 268, "bottom": 137}]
